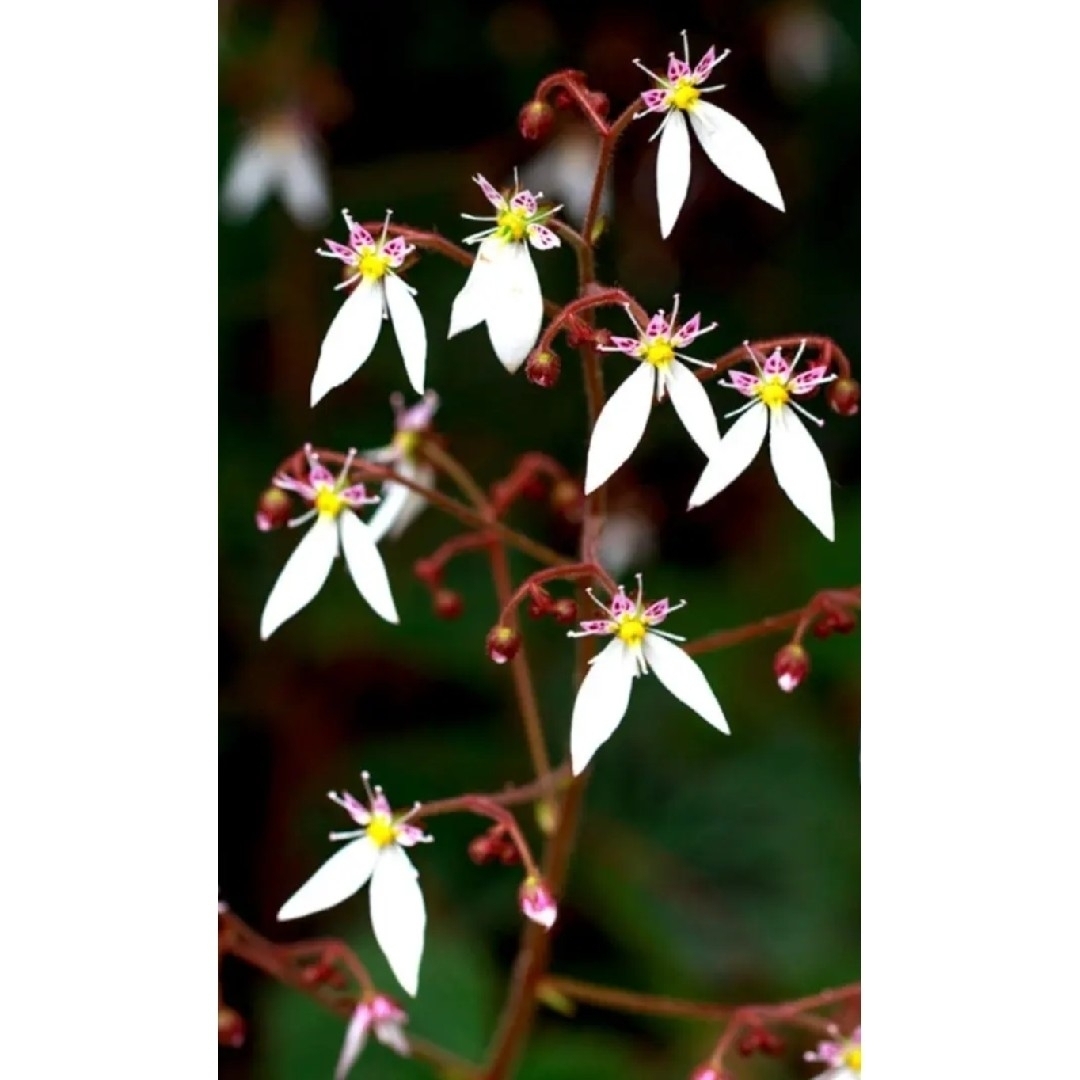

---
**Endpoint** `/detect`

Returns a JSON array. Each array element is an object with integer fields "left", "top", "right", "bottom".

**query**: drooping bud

[
  {"left": 526, "top": 349, "right": 561, "bottom": 388},
  {"left": 828, "top": 377, "right": 860, "bottom": 417},
  {"left": 527, "top": 585, "right": 554, "bottom": 618},
  {"left": 433, "top": 588, "right": 464, "bottom": 620},
  {"left": 413, "top": 558, "right": 441, "bottom": 587},
  {"left": 550, "top": 478, "right": 584, "bottom": 522},
  {"left": 256, "top": 487, "right": 292, "bottom": 532},
  {"left": 551, "top": 598, "right": 578, "bottom": 625},
  {"left": 738, "top": 1029, "right": 765, "bottom": 1055},
  {"left": 518, "top": 99, "right": 555, "bottom": 141},
  {"left": 812, "top": 608, "right": 857, "bottom": 638},
  {"left": 218, "top": 1004, "right": 247, "bottom": 1048},
  {"left": 773, "top": 642, "right": 810, "bottom": 693},
  {"left": 486, "top": 625, "right": 522, "bottom": 665},
  {"left": 468, "top": 824, "right": 516, "bottom": 865},
  {"left": 759, "top": 1031, "right": 785, "bottom": 1056},
  {"left": 519, "top": 876, "right": 558, "bottom": 929}
]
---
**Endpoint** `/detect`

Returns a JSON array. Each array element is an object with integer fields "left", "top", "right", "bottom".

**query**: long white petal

[
  {"left": 260, "top": 515, "right": 339, "bottom": 640},
  {"left": 339, "top": 510, "right": 400, "bottom": 623},
  {"left": 656, "top": 110, "right": 692, "bottom": 238},
  {"left": 311, "top": 279, "right": 385, "bottom": 407},
  {"left": 374, "top": 1022, "right": 409, "bottom": 1056},
  {"left": 334, "top": 1007, "right": 370, "bottom": 1080},
  {"left": 642, "top": 633, "right": 729, "bottom": 734},
  {"left": 583, "top": 363, "right": 656, "bottom": 495},
  {"left": 485, "top": 243, "right": 543, "bottom": 373},
  {"left": 277, "top": 837, "right": 379, "bottom": 921},
  {"left": 363, "top": 480, "right": 413, "bottom": 544},
  {"left": 383, "top": 273, "right": 427, "bottom": 393},
  {"left": 688, "top": 101, "right": 785, "bottom": 212},
  {"left": 664, "top": 361, "right": 723, "bottom": 458},
  {"left": 447, "top": 241, "right": 498, "bottom": 337},
  {"left": 221, "top": 136, "right": 278, "bottom": 221},
  {"left": 369, "top": 846, "right": 426, "bottom": 996},
  {"left": 570, "top": 638, "right": 637, "bottom": 775},
  {"left": 686, "top": 403, "right": 767, "bottom": 509},
  {"left": 768, "top": 406, "right": 835, "bottom": 540},
  {"left": 279, "top": 137, "right": 330, "bottom": 226},
  {"left": 388, "top": 462, "right": 433, "bottom": 540}
]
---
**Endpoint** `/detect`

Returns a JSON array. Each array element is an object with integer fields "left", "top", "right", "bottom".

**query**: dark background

[{"left": 219, "top": 0, "right": 859, "bottom": 1076}]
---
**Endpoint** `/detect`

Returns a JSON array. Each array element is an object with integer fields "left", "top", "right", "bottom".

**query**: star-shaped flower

[
  {"left": 567, "top": 575, "right": 729, "bottom": 774},
  {"left": 260, "top": 446, "right": 399, "bottom": 639},
  {"left": 634, "top": 31, "right": 784, "bottom": 237},
  {"left": 335, "top": 994, "right": 409, "bottom": 1079},
  {"left": 688, "top": 340, "right": 836, "bottom": 540},
  {"left": 312, "top": 209, "right": 427, "bottom": 404},
  {"left": 805, "top": 1026, "right": 861, "bottom": 1079},
  {"left": 448, "top": 174, "right": 561, "bottom": 373},
  {"left": 278, "top": 772, "right": 432, "bottom": 997},
  {"left": 585, "top": 296, "right": 722, "bottom": 495}
]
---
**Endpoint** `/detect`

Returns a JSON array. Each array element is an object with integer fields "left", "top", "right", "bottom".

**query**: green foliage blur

[{"left": 219, "top": 1, "right": 859, "bottom": 1077}]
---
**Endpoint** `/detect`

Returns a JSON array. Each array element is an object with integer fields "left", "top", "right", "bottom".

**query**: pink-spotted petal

[
  {"left": 339, "top": 510, "right": 400, "bottom": 623},
  {"left": 510, "top": 190, "right": 538, "bottom": 215},
  {"left": 527, "top": 223, "right": 560, "bottom": 251},
  {"left": 768, "top": 407, "right": 834, "bottom": 541},
  {"left": 641, "top": 633, "right": 729, "bottom": 733},
  {"left": 664, "top": 360, "right": 723, "bottom": 458},
  {"left": 570, "top": 639, "right": 638, "bottom": 775},
  {"left": 342, "top": 484, "right": 376, "bottom": 507},
  {"left": 656, "top": 109, "right": 692, "bottom": 238},
  {"left": 694, "top": 46, "right": 719, "bottom": 80},
  {"left": 474, "top": 173, "right": 506, "bottom": 210},
  {"left": 311, "top": 278, "right": 385, "bottom": 406},
  {"left": 277, "top": 837, "right": 379, "bottom": 921},
  {"left": 728, "top": 369, "right": 760, "bottom": 395},
  {"left": 578, "top": 618, "right": 616, "bottom": 635},
  {"left": 383, "top": 272, "right": 427, "bottom": 394},
  {"left": 308, "top": 464, "right": 335, "bottom": 487},
  {"left": 643, "top": 599, "right": 672, "bottom": 624},
  {"left": 640, "top": 88, "right": 669, "bottom": 112},
  {"left": 382, "top": 236, "right": 411, "bottom": 266},
  {"left": 673, "top": 312, "right": 703, "bottom": 346},
  {"left": 667, "top": 55, "right": 691, "bottom": 81},
  {"left": 583, "top": 362, "right": 656, "bottom": 494},
  {"left": 605, "top": 335, "right": 643, "bottom": 355},
  {"left": 260, "top": 514, "right": 339, "bottom": 640},
  {"left": 762, "top": 349, "right": 790, "bottom": 377},
  {"left": 369, "top": 847, "right": 426, "bottom": 997},
  {"left": 790, "top": 364, "right": 831, "bottom": 395},
  {"left": 644, "top": 312, "right": 669, "bottom": 339},
  {"left": 396, "top": 824, "right": 428, "bottom": 848},
  {"left": 332, "top": 790, "right": 372, "bottom": 826},
  {"left": 322, "top": 239, "right": 358, "bottom": 263},
  {"left": 609, "top": 589, "right": 635, "bottom": 616},
  {"left": 686, "top": 402, "right": 768, "bottom": 509},
  {"left": 349, "top": 223, "right": 376, "bottom": 249}
]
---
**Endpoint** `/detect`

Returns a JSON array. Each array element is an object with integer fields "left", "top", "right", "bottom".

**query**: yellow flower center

[
  {"left": 756, "top": 377, "right": 790, "bottom": 410},
  {"left": 496, "top": 208, "right": 530, "bottom": 242},
  {"left": 366, "top": 814, "right": 398, "bottom": 848},
  {"left": 843, "top": 1047, "right": 862, "bottom": 1073},
  {"left": 359, "top": 249, "right": 392, "bottom": 281},
  {"left": 643, "top": 338, "right": 675, "bottom": 368},
  {"left": 615, "top": 614, "right": 648, "bottom": 646},
  {"left": 393, "top": 430, "right": 420, "bottom": 457},
  {"left": 314, "top": 487, "right": 347, "bottom": 518},
  {"left": 670, "top": 79, "right": 701, "bottom": 111}
]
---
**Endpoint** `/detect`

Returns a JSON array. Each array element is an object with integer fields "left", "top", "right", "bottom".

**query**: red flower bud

[
  {"left": 812, "top": 609, "right": 857, "bottom": 638},
  {"left": 413, "top": 558, "right": 441, "bottom": 587},
  {"left": 550, "top": 478, "right": 584, "bottom": 522},
  {"left": 526, "top": 349, "right": 561, "bottom": 388},
  {"left": 773, "top": 642, "right": 810, "bottom": 693},
  {"left": 486, "top": 625, "right": 522, "bottom": 665},
  {"left": 256, "top": 488, "right": 292, "bottom": 532},
  {"left": 518, "top": 99, "right": 555, "bottom": 141},
  {"left": 760, "top": 1031, "right": 784, "bottom": 1055},
  {"left": 519, "top": 876, "right": 558, "bottom": 929},
  {"left": 433, "top": 588, "right": 464, "bottom": 620},
  {"left": 738, "top": 1029, "right": 764, "bottom": 1056},
  {"left": 218, "top": 1005, "right": 247, "bottom": 1048},
  {"left": 586, "top": 90, "right": 610, "bottom": 119},
  {"left": 552, "top": 598, "right": 578, "bottom": 625},
  {"left": 828, "top": 377, "right": 860, "bottom": 417}
]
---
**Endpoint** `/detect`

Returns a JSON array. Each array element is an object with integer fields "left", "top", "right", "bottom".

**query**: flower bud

[
  {"left": 486, "top": 625, "right": 521, "bottom": 665},
  {"left": 300, "top": 960, "right": 347, "bottom": 990},
  {"left": 526, "top": 349, "right": 561, "bottom": 388},
  {"left": 828, "top": 377, "right": 860, "bottom": 417},
  {"left": 759, "top": 1031, "right": 785, "bottom": 1056},
  {"left": 518, "top": 99, "right": 555, "bottom": 141},
  {"left": 738, "top": 1029, "right": 764, "bottom": 1055},
  {"left": 552, "top": 598, "right": 578, "bottom": 625},
  {"left": 812, "top": 609, "right": 857, "bottom": 639},
  {"left": 256, "top": 487, "right": 292, "bottom": 532},
  {"left": 218, "top": 1004, "right": 246, "bottom": 1048},
  {"left": 413, "top": 558, "right": 441, "bottom": 587},
  {"left": 519, "top": 876, "right": 557, "bottom": 929},
  {"left": 550, "top": 478, "right": 584, "bottom": 522},
  {"left": 527, "top": 585, "right": 553, "bottom": 618},
  {"left": 773, "top": 642, "right": 810, "bottom": 693},
  {"left": 586, "top": 90, "right": 610, "bottom": 119},
  {"left": 433, "top": 588, "right": 464, "bottom": 620}
]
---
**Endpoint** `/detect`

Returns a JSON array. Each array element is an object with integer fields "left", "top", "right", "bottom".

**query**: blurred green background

[{"left": 219, "top": 1, "right": 859, "bottom": 1077}]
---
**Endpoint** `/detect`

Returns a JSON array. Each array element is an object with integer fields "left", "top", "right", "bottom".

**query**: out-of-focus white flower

[
  {"left": 634, "top": 31, "right": 784, "bottom": 236},
  {"left": 518, "top": 123, "right": 612, "bottom": 229},
  {"left": 335, "top": 994, "right": 409, "bottom": 1079},
  {"left": 805, "top": 1025, "right": 861, "bottom": 1079},
  {"left": 278, "top": 772, "right": 431, "bottom": 997},
  {"left": 260, "top": 446, "right": 399, "bottom": 639},
  {"left": 221, "top": 110, "right": 330, "bottom": 227},
  {"left": 688, "top": 340, "right": 836, "bottom": 540},
  {"left": 764, "top": 0, "right": 854, "bottom": 101},
  {"left": 448, "top": 174, "right": 561, "bottom": 373},
  {"left": 596, "top": 508, "right": 658, "bottom": 579}
]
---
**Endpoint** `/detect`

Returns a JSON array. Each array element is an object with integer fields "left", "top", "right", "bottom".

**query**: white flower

[
  {"left": 567, "top": 575, "right": 729, "bottom": 774},
  {"left": 518, "top": 123, "right": 612, "bottom": 228},
  {"left": 278, "top": 772, "right": 432, "bottom": 997},
  {"left": 363, "top": 391, "right": 440, "bottom": 544},
  {"left": 584, "top": 296, "right": 722, "bottom": 495},
  {"left": 221, "top": 110, "right": 330, "bottom": 227},
  {"left": 634, "top": 31, "right": 784, "bottom": 237},
  {"left": 260, "top": 446, "right": 399, "bottom": 640},
  {"left": 312, "top": 209, "right": 428, "bottom": 404},
  {"left": 448, "top": 174, "right": 561, "bottom": 373},
  {"left": 335, "top": 995, "right": 409, "bottom": 1080},
  {"left": 688, "top": 340, "right": 836, "bottom": 540},
  {"left": 805, "top": 1026, "right": 861, "bottom": 1079}
]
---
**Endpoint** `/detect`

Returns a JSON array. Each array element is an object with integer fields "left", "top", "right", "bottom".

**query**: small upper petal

[
  {"left": 583, "top": 362, "right": 656, "bottom": 495},
  {"left": 277, "top": 837, "right": 380, "bottom": 921},
  {"left": 686, "top": 402, "right": 767, "bottom": 509},
  {"left": 369, "top": 846, "right": 426, "bottom": 997},
  {"left": 641, "top": 633, "right": 730, "bottom": 734},
  {"left": 570, "top": 639, "right": 638, "bottom": 775},
  {"left": 768, "top": 406, "right": 835, "bottom": 541},
  {"left": 656, "top": 110, "right": 692, "bottom": 238},
  {"left": 688, "top": 101, "right": 785, "bottom": 211},
  {"left": 383, "top": 273, "right": 427, "bottom": 393},
  {"left": 664, "top": 361, "right": 723, "bottom": 458},
  {"left": 312, "top": 279, "right": 385, "bottom": 406},
  {"left": 260, "top": 515, "right": 339, "bottom": 639},
  {"left": 339, "top": 510, "right": 400, "bottom": 623},
  {"left": 485, "top": 242, "right": 543, "bottom": 372}
]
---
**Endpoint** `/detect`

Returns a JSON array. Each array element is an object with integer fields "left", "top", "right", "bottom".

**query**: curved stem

[{"left": 581, "top": 101, "right": 638, "bottom": 251}]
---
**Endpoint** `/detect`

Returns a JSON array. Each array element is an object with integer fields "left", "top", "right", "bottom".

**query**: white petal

[
  {"left": 387, "top": 462, "right": 433, "bottom": 540},
  {"left": 277, "top": 837, "right": 379, "bottom": 921},
  {"left": 311, "top": 279, "right": 385, "bottom": 407},
  {"left": 686, "top": 403, "right": 767, "bottom": 509},
  {"left": 447, "top": 241, "right": 498, "bottom": 337},
  {"left": 641, "top": 633, "right": 730, "bottom": 734},
  {"left": 334, "top": 1008, "right": 370, "bottom": 1080},
  {"left": 485, "top": 243, "right": 543, "bottom": 373},
  {"left": 583, "top": 363, "right": 656, "bottom": 495},
  {"left": 279, "top": 137, "right": 330, "bottom": 226},
  {"left": 363, "top": 480, "right": 413, "bottom": 544},
  {"left": 688, "top": 101, "right": 785, "bottom": 212},
  {"left": 339, "top": 510, "right": 400, "bottom": 623},
  {"left": 769, "top": 406, "right": 835, "bottom": 540},
  {"left": 221, "top": 137, "right": 280, "bottom": 221},
  {"left": 383, "top": 273, "right": 427, "bottom": 393},
  {"left": 656, "top": 110, "right": 692, "bottom": 238},
  {"left": 374, "top": 1021, "right": 410, "bottom": 1056},
  {"left": 570, "top": 638, "right": 637, "bottom": 775},
  {"left": 369, "top": 846, "right": 426, "bottom": 996},
  {"left": 260, "top": 515, "right": 339, "bottom": 640},
  {"left": 664, "top": 361, "right": 723, "bottom": 458}
]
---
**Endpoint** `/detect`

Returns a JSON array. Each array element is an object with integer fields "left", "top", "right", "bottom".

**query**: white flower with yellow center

[
  {"left": 260, "top": 446, "right": 399, "bottom": 639},
  {"left": 312, "top": 209, "right": 428, "bottom": 404},
  {"left": 278, "top": 772, "right": 431, "bottom": 997},
  {"left": 688, "top": 341, "right": 836, "bottom": 540},
  {"left": 805, "top": 1026, "right": 861, "bottom": 1079},
  {"left": 448, "top": 174, "right": 561, "bottom": 373},
  {"left": 584, "top": 296, "right": 722, "bottom": 495},
  {"left": 635, "top": 32, "right": 785, "bottom": 237},
  {"left": 567, "top": 575, "right": 729, "bottom": 774}
]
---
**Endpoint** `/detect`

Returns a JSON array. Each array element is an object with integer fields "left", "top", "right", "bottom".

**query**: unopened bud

[
  {"left": 812, "top": 609, "right": 857, "bottom": 639},
  {"left": 759, "top": 1031, "right": 784, "bottom": 1055},
  {"left": 738, "top": 1029, "right": 764, "bottom": 1056},
  {"left": 433, "top": 588, "right": 464, "bottom": 620},
  {"left": 256, "top": 487, "right": 292, "bottom": 532},
  {"left": 413, "top": 558, "right": 441, "bottom": 587},
  {"left": 518, "top": 99, "right": 555, "bottom": 141},
  {"left": 300, "top": 960, "right": 346, "bottom": 990},
  {"left": 519, "top": 876, "right": 557, "bottom": 929},
  {"left": 526, "top": 349, "right": 561, "bottom": 388},
  {"left": 586, "top": 90, "right": 610, "bottom": 119},
  {"left": 550, "top": 478, "right": 584, "bottom": 521},
  {"left": 486, "top": 625, "right": 521, "bottom": 665},
  {"left": 551, "top": 597, "right": 578, "bottom": 625},
  {"left": 773, "top": 642, "right": 810, "bottom": 693},
  {"left": 527, "top": 585, "right": 553, "bottom": 618},
  {"left": 828, "top": 377, "right": 860, "bottom": 417},
  {"left": 218, "top": 1005, "right": 246, "bottom": 1048}
]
